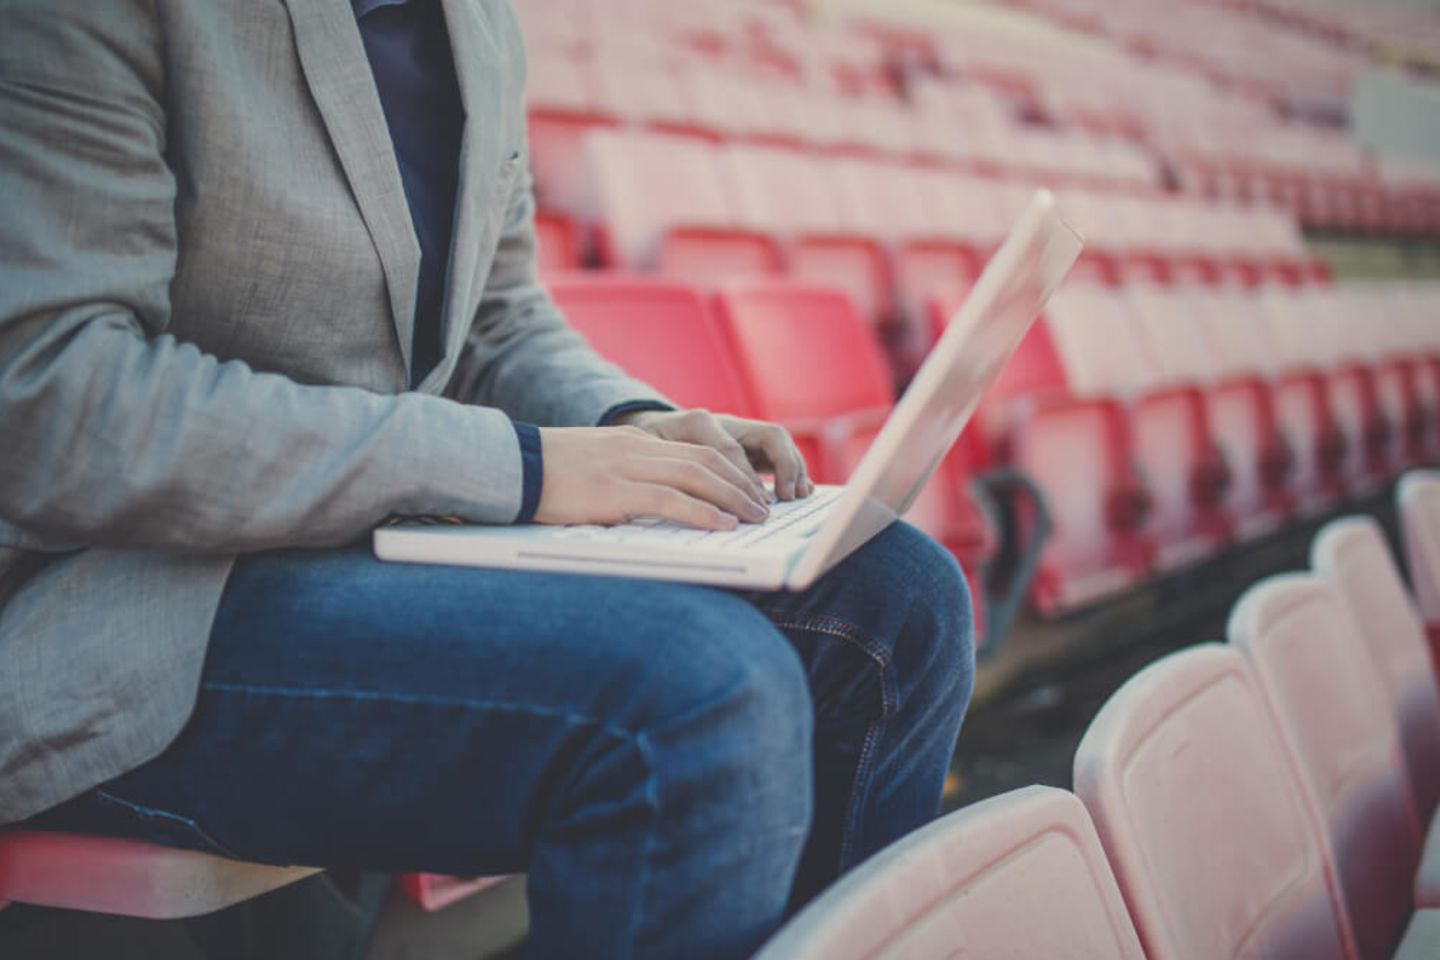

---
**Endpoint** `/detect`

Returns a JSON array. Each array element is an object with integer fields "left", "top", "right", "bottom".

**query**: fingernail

[
  {"left": 745, "top": 500, "right": 769, "bottom": 522},
  {"left": 719, "top": 513, "right": 739, "bottom": 530}
]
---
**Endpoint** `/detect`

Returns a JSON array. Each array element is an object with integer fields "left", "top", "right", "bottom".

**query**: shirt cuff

[
  {"left": 598, "top": 400, "right": 676, "bottom": 426},
  {"left": 511, "top": 421, "right": 544, "bottom": 524}
]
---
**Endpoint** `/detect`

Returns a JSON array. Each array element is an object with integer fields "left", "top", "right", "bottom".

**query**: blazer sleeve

[{"left": 0, "top": 2, "right": 530, "bottom": 553}]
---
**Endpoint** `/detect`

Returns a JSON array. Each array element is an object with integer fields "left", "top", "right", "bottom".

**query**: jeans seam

[
  {"left": 94, "top": 789, "right": 243, "bottom": 860},
  {"left": 766, "top": 615, "right": 893, "bottom": 871},
  {"left": 200, "top": 680, "right": 645, "bottom": 744}
]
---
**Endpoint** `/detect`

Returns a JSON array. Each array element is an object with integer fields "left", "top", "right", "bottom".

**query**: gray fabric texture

[{"left": 0, "top": 0, "right": 666, "bottom": 823}]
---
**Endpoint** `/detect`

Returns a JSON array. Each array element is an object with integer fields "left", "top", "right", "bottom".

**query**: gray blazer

[{"left": 0, "top": 0, "right": 666, "bottom": 823}]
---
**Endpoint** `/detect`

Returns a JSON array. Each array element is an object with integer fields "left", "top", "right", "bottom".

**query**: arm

[{"left": 0, "top": 2, "right": 527, "bottom": 552}]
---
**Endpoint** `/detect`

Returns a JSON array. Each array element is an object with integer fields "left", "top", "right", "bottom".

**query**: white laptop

[{"left": 375, "top": 190, "right": 1082, "bottom": 591}]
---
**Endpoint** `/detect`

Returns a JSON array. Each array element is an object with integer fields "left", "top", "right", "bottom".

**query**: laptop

[{"left": 375, "top": 189, "right": 1083, "bottom": 591}]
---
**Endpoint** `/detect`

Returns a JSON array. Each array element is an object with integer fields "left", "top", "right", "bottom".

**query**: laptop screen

[{"left": 789, "top": 191, "right": 1083, "bottom": 588}]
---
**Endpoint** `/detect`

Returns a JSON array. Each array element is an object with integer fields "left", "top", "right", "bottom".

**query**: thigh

[{"left": 32, "top": 545, "right": 802, "bottom": 875}]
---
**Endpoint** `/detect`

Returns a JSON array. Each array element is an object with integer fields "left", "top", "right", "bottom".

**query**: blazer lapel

[
  {"left": 284, "top": 0, "right": 420, "bottom": 375},
  {"left": 426, "top": 0, "right": 504, "bottom": 390}
]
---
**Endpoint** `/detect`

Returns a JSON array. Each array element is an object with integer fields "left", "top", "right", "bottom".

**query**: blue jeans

[{"left": 30, "top": 522, "right": 973, "bottom": 960}]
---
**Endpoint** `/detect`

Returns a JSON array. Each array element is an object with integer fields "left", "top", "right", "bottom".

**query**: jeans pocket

[{"left": 88, "top": 789, "right": 243, "bottom": 860}]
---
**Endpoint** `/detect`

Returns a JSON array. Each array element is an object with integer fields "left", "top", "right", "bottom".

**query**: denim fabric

[{"left": 30, "top": 523, "right": 973, "bottom": 960}]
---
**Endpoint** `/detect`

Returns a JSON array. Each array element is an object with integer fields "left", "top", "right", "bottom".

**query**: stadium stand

[
  {"left": 1400, "top": 471, "right": 1440, "bottom": 649},
  {"left": 750, "top": 785, "right": 1145, "bottom": 959}
]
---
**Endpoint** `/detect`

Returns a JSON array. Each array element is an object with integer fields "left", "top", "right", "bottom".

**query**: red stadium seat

[
  {"left": 549, "top": 276, "right": 757, "bottom": 416},
  {"left": 1074, "top": 644, "right": 1358, "bottom": 960},
  {"left": 1253, "top": 286, "right": 1350, "bottom": 512},
  {"left": 0, "top": 830, "right": 318, "bottom": 919},
  {"left": 715, "top": 281, "right": 996, "bottom": 596},
  {"left": 534, "top": 210, "right": 582, "bottom": 274},
  {"left": 966, "top": 292, "right": 1156, "bottom": 613},
  {"left": 721, "top": 145, "right": 893, "bottom": 326},
  {"left": 1172, "top": 290, "right": 1298, "bottom": 537},
  {"left": 751, "top": 786, "right": 1145, "bottom": 960},
  {"left": 1228, "top": 575, "right": 1423, "bottom": 960}
]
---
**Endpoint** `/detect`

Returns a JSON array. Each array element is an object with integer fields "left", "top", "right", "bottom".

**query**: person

[{"left": 0, "top": 1, "right": 974, "bottom": 957}]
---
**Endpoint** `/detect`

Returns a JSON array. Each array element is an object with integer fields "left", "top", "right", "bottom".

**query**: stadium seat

[
  {"left": 1074, "top": 644, "right": 1358, "bottom": 960},
  {"left": 1399, "top": 471, "right": 1440, "bottom": 664},
  {"left": 751, "top": 786, "right": 1145, "bottom": 960},
  {"left": 534, "top": 210, "right": 582, "bottom": 274},
  {"left": 721, "top": 145, "right": 893, "bottom": 327},
  {"left": 549, "top": 276, "right": 758, "bottom": 416},
  {"left": 0, "top": 830, "right": 318, "bottom": 919},
  {"left": 1228, "top": 575, "right": 1423, "bottom": 960},
  {"left": 1254, "top": 286, "right": 1350, "bottom": 511},
  {"left": 1172, "top": 289, "right": 1298, "bottom": 537},
  {"left": 585, "top": 129, "right": 783, "bottom": 286},
  {"left": 1311, "top": 516, "right": 1440, "bottom": 821},
  {"left": 714, "top": 281, "right": 998, "bottom": 605}
]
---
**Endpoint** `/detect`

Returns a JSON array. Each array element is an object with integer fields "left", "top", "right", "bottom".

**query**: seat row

[
  {"left": 981, "top": 278, "right": 1440, "bottom": 613},
  {"left": 755, "top": 477, "right": 1440, "bottom": 960},
  {"left": 533, "top": 128, "right": 1317, "bottom": 348}
]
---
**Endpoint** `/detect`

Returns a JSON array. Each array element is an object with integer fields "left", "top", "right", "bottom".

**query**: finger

[
  {"left": 685, "top": 414, "right": 766, "bottom": 495},
  {"left": 746, "top": 425, "right": 808, "bottom": 501},
  {"left": 627, "top": 457, "right": 769, "bottom": 524},
  {"left": 653, "top": 439, "right": 770, "bottom": 510},
  {"left": 625, "top": 482, "right": 740, "bottom": 531}
]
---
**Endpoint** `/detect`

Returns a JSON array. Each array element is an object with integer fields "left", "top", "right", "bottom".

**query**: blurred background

[{"left": 9, "top": 0, "right": 1440, "bottom": 956}]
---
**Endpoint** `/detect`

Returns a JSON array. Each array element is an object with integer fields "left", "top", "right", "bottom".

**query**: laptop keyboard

[{"left": 546, "top": 487, "right": 842, "bottom": 551}]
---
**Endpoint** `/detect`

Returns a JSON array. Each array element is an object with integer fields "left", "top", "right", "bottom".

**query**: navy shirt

[{"left": 351, "top": 0, "right": 461, "bottom": 384}]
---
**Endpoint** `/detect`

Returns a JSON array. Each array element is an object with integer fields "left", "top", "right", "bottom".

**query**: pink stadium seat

[
  {"left": 751, "top": 786, "right": 1145, "bottom": 960},
  {"left": 1074, "top": 644, "right": 1358, "bottom": 960},
  {"left": 720, "top": 145, "right": 893, "bottom": 326},
  {"left": 1399, "top": 471, "right": 1440, "bottom": 667},
  {"left": 397, "top": 874, "right": 506, "bottom": 913},
  {"left": 0, "top": 829, "right": 318, "bottom": 919},
  {"left": 1228, "top": 575, "right": 1423, "bottom": 960},
  {"left": 585, "top": 130, "right": 783, "bottom": 286},
  {"left": 549, "top": 276, "right": 757, "bottom": 417},
  {"left": 1311, "top": 516, "right": 1440, "bottom": 820}
]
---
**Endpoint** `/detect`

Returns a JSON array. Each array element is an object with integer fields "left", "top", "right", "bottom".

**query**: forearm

[{"left": 0, "top": 308, "right": 526, "bottom": 553}]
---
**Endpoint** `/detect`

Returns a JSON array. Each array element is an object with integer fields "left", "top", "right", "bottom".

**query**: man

[{"left": 0, "top": 1, "right": 973, "bottom": 957}]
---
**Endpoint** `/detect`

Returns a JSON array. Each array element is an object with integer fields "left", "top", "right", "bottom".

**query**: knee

[{"left": 626, "top": 590, "right": 815, "bottom": 781}]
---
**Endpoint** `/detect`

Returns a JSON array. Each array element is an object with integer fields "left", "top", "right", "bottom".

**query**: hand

[
  {"left": 612, "top": 409, "right": 814, "bottom": 501},
  {"left": 535, "top": 425, "right": 775, "bottom": 531}
]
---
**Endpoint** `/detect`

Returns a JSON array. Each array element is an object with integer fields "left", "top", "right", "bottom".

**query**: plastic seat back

[
  {"left": 1074, "top": 645, "right": 1355, "bottom": 960},
  {"left": 1312, "top": 516, "right": 1440, "bottom": 818},
  {"left": 1229, "top": 575, "right": 1421, "bottom": 960},
  {"left": 550, "top": 277, "right": 757, "bottom": 417},
  {"left": 753, "top": 786, "right": 1144, "bottom": 960},
  {"left": 1400, "top": 471, "right": 1440, "bottom": 625},
  {"left": 585, "top": 129, "right": 735, "bottom": 268}
]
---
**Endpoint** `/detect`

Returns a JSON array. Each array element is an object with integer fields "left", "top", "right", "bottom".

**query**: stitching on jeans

[
  {"left": 94, "top": 789, "right": 242, "bottom": 860},
  {"left": 768, "top": 615, "right": 893, "bottom": 871},
  {"left": 839, "top": 722, "right": 883, "bottom": 867},
  {"left": 200, "top": 680, "right": 644, "bottom": 745},
  {"left": 767, "top": 616, "right": 895, "bottom": 719}
]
